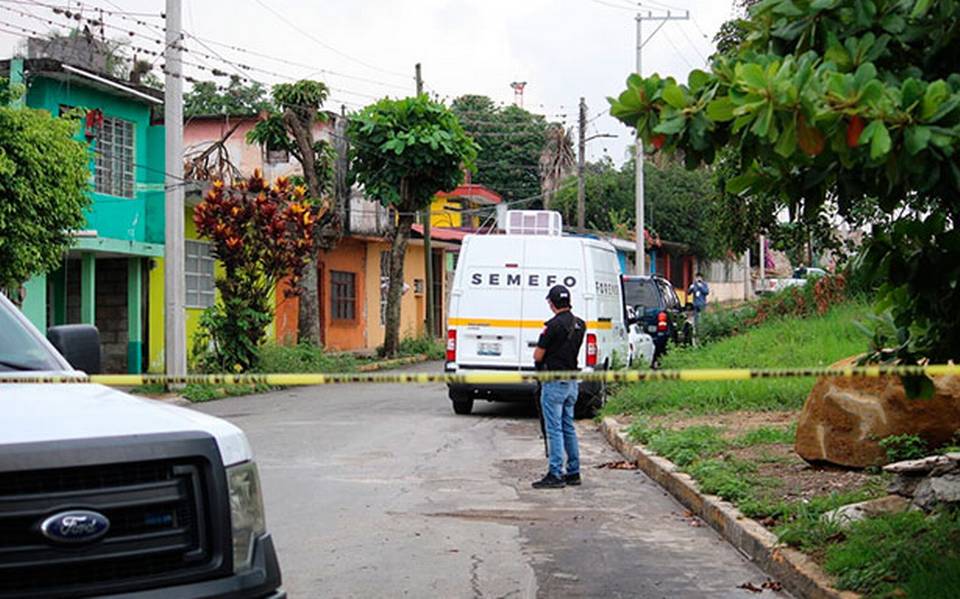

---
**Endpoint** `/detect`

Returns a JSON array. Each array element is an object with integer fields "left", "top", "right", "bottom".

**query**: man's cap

[{"left": 546, "top": 285, "right": 571, "bottom": 305}]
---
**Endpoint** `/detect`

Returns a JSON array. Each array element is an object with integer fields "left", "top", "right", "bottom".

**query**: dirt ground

[{"left": 616, "top": 410, "right": 881, "bottom": 522}]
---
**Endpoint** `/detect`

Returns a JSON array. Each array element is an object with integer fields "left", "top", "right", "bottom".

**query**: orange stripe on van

[{"left": 448, "top": 318, "right": 613, "bottom": 330}]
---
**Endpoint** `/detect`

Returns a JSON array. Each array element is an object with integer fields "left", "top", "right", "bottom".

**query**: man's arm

[{"left": 533, "top": 347, "right": 546, "bottom": 363}]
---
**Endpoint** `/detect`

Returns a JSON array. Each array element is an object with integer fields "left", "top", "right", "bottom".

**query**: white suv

[{"left": 0, "top": 293, "right": 284, "bottom": 598}]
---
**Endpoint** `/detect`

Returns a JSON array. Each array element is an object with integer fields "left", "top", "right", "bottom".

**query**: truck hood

[{"left": 0, "top": 383, "right": 252, "bottom": 466}]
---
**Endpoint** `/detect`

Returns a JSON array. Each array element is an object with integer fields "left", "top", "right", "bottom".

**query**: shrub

[
  {"left": 878, "top": 434, "right": 928, "bottom": 463},
  {"left": 192, "top": 173, "right": 327, "bottom": 371},
  {"left": 255, "top": 342, "right": 358, "bottom": 374},
  {"left": 378, "top": 335, "right": 444, "bottom": 360}
]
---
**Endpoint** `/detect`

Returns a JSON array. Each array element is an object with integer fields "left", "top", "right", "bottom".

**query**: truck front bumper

[{"left": 106, "top": 533, "right": 284, "bottom": 599}]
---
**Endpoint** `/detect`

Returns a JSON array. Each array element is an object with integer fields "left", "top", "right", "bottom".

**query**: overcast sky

[{"left": 0, "top": 0, "right": 736, "bottom": 164}]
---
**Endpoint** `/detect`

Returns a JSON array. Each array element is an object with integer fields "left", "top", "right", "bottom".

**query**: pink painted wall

[{"left": 183, "top": 115, "right": 335, "bottom": 181}]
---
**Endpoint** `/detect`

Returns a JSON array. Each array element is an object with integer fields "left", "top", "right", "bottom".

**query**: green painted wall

[{"left": 25, "top": 78, "right": 164, "bottom": 245}]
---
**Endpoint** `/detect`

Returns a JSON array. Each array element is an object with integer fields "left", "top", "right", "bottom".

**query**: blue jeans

[{"left": 540, "top": 381, "right": 580, "bottom": 478}]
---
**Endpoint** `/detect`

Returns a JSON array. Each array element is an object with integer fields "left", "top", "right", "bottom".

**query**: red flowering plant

[{"left": 192, "top": 170, "right": 325, "bottom": 371}]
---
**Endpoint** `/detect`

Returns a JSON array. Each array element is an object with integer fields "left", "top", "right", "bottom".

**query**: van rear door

[
  {"left": 450, "top": 236, "right": 524, "bottom": 369},
  {"left": 518, "top": 237, "right": 585, "bottom": 368}
]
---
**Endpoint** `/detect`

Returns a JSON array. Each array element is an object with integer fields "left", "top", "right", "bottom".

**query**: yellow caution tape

[{"left": 0, "top": 364, "right": 958, "bottom": 386}]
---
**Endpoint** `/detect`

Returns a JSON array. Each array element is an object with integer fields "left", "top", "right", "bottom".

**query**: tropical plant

[
  {"left": 246, "top": 80, "right": 338, "bottom": 345},
  {"left": 191, "top": 172, "right": 326, "bottom": 371},
  {"left": 348, "top": 95, "right": 478, "bottom": 356},
  {"left": 539, "top": 123, "right": 576, "bottom": 209},
  {"left": 0, "top": 89, "right": 89, "bottom": 298},
  {"left": 608, "top": 0, "right": 960, "bottom": 378}
]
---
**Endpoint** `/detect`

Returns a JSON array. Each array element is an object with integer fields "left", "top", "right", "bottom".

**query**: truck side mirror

[{"left": 47, "top": 325, "right": 102, "bottom": 375}]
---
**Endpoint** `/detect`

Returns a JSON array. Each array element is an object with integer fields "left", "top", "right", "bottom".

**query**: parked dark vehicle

[{"left": 621, "top": 275, "right": 688, "bottom": 362}]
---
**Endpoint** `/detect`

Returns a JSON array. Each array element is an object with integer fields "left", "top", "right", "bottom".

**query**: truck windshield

[
  {"left": 623, "top": 279, "right": 660, "bottom": 309},
  {"left": 0, "top": 301, "right": 63, "bottom": 372}
]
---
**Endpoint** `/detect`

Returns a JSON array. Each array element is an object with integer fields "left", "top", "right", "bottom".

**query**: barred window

[
  {"left": 185, "top": 240, "right": 216, "bottom": 308},
  {"left": 94, "top": 116, "right": 135, "bottom": 198},
  {"left": 331, "top": 270, "right": 356, "bottom": 321}
]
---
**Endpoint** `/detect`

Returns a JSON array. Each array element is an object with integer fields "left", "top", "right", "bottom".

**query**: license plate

[{"left": 478, "top": 342, "right": 502, "bottom": 356}]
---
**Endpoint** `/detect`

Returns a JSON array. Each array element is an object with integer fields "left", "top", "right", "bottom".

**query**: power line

[
  {"left": 677, "top": 21, "right": 708, "bottom": 64},
  {"left": 250, "top": 0, "right": 409, "bottom": 81},
  {"left": 588, "top": 0, "right": 637, "bottom": 13},
  {"left": 661, "top": 28, "right": 697, "bottom": 70}
]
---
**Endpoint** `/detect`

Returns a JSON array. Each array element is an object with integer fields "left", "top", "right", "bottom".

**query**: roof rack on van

[{"left": 503, "top": 210, "right": 563, "bottom": 236}]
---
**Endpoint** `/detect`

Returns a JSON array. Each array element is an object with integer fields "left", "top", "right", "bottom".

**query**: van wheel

[
  {"left": 452, "top": 399, "right": 474, "bottom": 415},
  {"left": 575, "top": 384, "right": 606, "bottom": 419}
]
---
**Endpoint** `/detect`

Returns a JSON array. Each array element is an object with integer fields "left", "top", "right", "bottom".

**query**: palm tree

[{"left": 539, "top": 124, "right": 575, "bottom": 210}]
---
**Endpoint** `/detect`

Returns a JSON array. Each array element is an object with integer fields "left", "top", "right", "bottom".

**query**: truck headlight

[{"left": 227, "top": 461, "right": 266, "bottom": 571}]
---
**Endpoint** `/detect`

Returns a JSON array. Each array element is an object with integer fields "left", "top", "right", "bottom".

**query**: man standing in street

[
  {"left": 532, "top": 285, "right": 586, "bottom": 490},
  {"left": 688, "top": 272, "right": 710, "bottom": 328}
]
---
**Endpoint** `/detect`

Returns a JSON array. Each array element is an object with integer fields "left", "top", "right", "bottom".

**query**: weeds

[
  {"left": 878, "top": 434, "right": 929, "bottom": 463},
  {"left": 824, "top": 508, "right": 960, "bottom": 597}
]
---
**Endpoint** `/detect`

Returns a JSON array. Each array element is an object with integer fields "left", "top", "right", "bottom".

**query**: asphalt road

[{"left": 197, "top": 362, "right": 785, "bottom": 598}]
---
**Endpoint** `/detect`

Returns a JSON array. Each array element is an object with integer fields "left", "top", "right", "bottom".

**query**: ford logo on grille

[{"left": 40, "top": 510, "right": 110, "bottom": 544}]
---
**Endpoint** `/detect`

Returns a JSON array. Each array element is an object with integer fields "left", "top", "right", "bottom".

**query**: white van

[{"left": 444, "top": 211, "right": 630, "bottom": 416}]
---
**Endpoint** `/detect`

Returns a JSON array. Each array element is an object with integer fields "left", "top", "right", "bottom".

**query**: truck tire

[{"left": 452, "top": 399, "right": 474, "bottom": 415}]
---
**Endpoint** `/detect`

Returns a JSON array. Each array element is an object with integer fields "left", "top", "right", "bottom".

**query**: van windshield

[
  {"left": 0, "top": 300, "right": 63, "bottom": 372},
  {"left": 623, "top": 279, "right": 660, "bottom": 308}
]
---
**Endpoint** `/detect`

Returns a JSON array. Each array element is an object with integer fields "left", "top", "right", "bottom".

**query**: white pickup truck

[
  {"left": 757, "top": 266, "right": 827, "bottom": 295},
  {"left": 0, "top": 292, "right": 284, "bottom": 598}
]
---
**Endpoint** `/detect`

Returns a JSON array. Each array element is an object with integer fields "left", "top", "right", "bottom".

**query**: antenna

[{"left": 510, "top": 81, "right": 527, "bottom": 108}]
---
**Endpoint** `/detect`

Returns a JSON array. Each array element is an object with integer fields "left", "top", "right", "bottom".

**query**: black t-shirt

[{"left": 536, "top": 310, "right": 586, "bottom": 371}]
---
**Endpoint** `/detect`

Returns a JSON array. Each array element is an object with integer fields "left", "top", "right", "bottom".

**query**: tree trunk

[
  {"left": 383, "top": 211, "right": 416, "bottom": 357},
  {"left": 284, "top": 108, "right": 323, "bottom": 346}
]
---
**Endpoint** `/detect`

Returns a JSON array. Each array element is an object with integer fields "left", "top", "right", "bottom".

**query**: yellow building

[{"left": 429, "top": 182, "right": 503, "bottom": 230}]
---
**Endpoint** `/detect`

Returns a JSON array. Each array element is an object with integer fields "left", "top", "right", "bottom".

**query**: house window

[
  {"left": 330, "top": 271, "right": 356, "bottom": 321},
  {"left": 94, "top": 115, "right": 135, "bottom": 198},
  {"left": 185, "top": 240, "right": 216, "bottom": 308},
  {"left": 380, "top": 251, "right": 390, "bottom": 325}
]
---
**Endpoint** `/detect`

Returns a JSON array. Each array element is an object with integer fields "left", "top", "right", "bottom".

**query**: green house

[{"left": 2, "top": 57, "right": 166, "bottom": 374}]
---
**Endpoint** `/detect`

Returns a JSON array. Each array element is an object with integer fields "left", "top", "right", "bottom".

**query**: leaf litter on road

[{"left": 595, "top": 460, "right": 639, "bottom": 470}]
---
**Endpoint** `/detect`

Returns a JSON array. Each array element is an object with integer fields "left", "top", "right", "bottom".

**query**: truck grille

[{"left": 0, "top": 450, "right": 226, "bottom": 598}]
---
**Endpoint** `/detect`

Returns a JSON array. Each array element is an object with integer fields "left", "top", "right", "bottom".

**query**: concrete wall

[
  {"left": 318, "top": 238, "right": 368, "bottom": 351},
  {"left": 364, "top": 240, "right": 431, "bottom": 350}
]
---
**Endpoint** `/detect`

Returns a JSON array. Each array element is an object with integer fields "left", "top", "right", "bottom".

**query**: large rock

[{"left": 795, "top": 357, "right": 960, "bottom": 468}]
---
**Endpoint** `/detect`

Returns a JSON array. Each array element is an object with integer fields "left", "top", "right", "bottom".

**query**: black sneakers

[
  {"left": 564, "top": 473, "right": 582, "bottom": 486},
  {"left": 531, "top": 473, "right": 566, "bottom": 489}
]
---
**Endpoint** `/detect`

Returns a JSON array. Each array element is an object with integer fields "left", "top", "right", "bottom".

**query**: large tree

[
  {"left": 348, "top": 95, "right": 478, "bottom": 356},
  {"left": 552, "top": 156, "right": 721, "bottom": 258},
  {"left": 608, "top": 0, "right": 960, "bottom": 374},
  {"left": 451, "top": 95, "right": 550, "bottom": 202},
  {"left": 247, "top": 80, "right": 337, "bottom": 346},
  {"left": 0, "top": 88, "right": 89, "bottom": 298},
  {"left": 185, "top": 76, "right": 273, "bottom": 117}
]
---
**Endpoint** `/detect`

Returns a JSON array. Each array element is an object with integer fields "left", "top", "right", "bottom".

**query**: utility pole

[
  {"left": 634, "top": 9, "right": 689, "bottom": 275},
  {"left": 417, "top": 63, "right": 435, "bottom": 338},
  {"left": 164, "top": 0, "right": 186, "bottom": 380},
  {"left": 576, "top": 100, "right": 615, "bottom": 233},
  {"left": 577, "top": 97, "right": 586, "bottom": 230}
]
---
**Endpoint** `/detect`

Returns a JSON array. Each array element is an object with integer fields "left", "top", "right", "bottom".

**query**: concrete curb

[
  {"left": 356, "top": 353, "right": 431, "bottom": 372},
  {"left": 600, "top": 417, "right": 859, "bottom": 599}
]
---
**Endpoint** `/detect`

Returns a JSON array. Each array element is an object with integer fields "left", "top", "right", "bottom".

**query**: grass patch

[
  {"left": 687, "top": 457, "right": 765, "bottom": 504},
  {"left": 626, "top": 421, "right": 727, "bottom": 466},
  {"left": 732, "top": 424, "right": 797, "bottom": 448},
  {"left": 602, "top": 301, "right": 869, "bottom": 417},
  {"left": 824, "top": 508, "right": 960, "bottom": 598},
  {"left": 255, "top": 342, "right": 359, "bottom": 374}
]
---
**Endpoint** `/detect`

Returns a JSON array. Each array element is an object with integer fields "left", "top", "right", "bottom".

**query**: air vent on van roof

[{"left": 503, "top": 210, "right": 562, "bottom": 236}]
